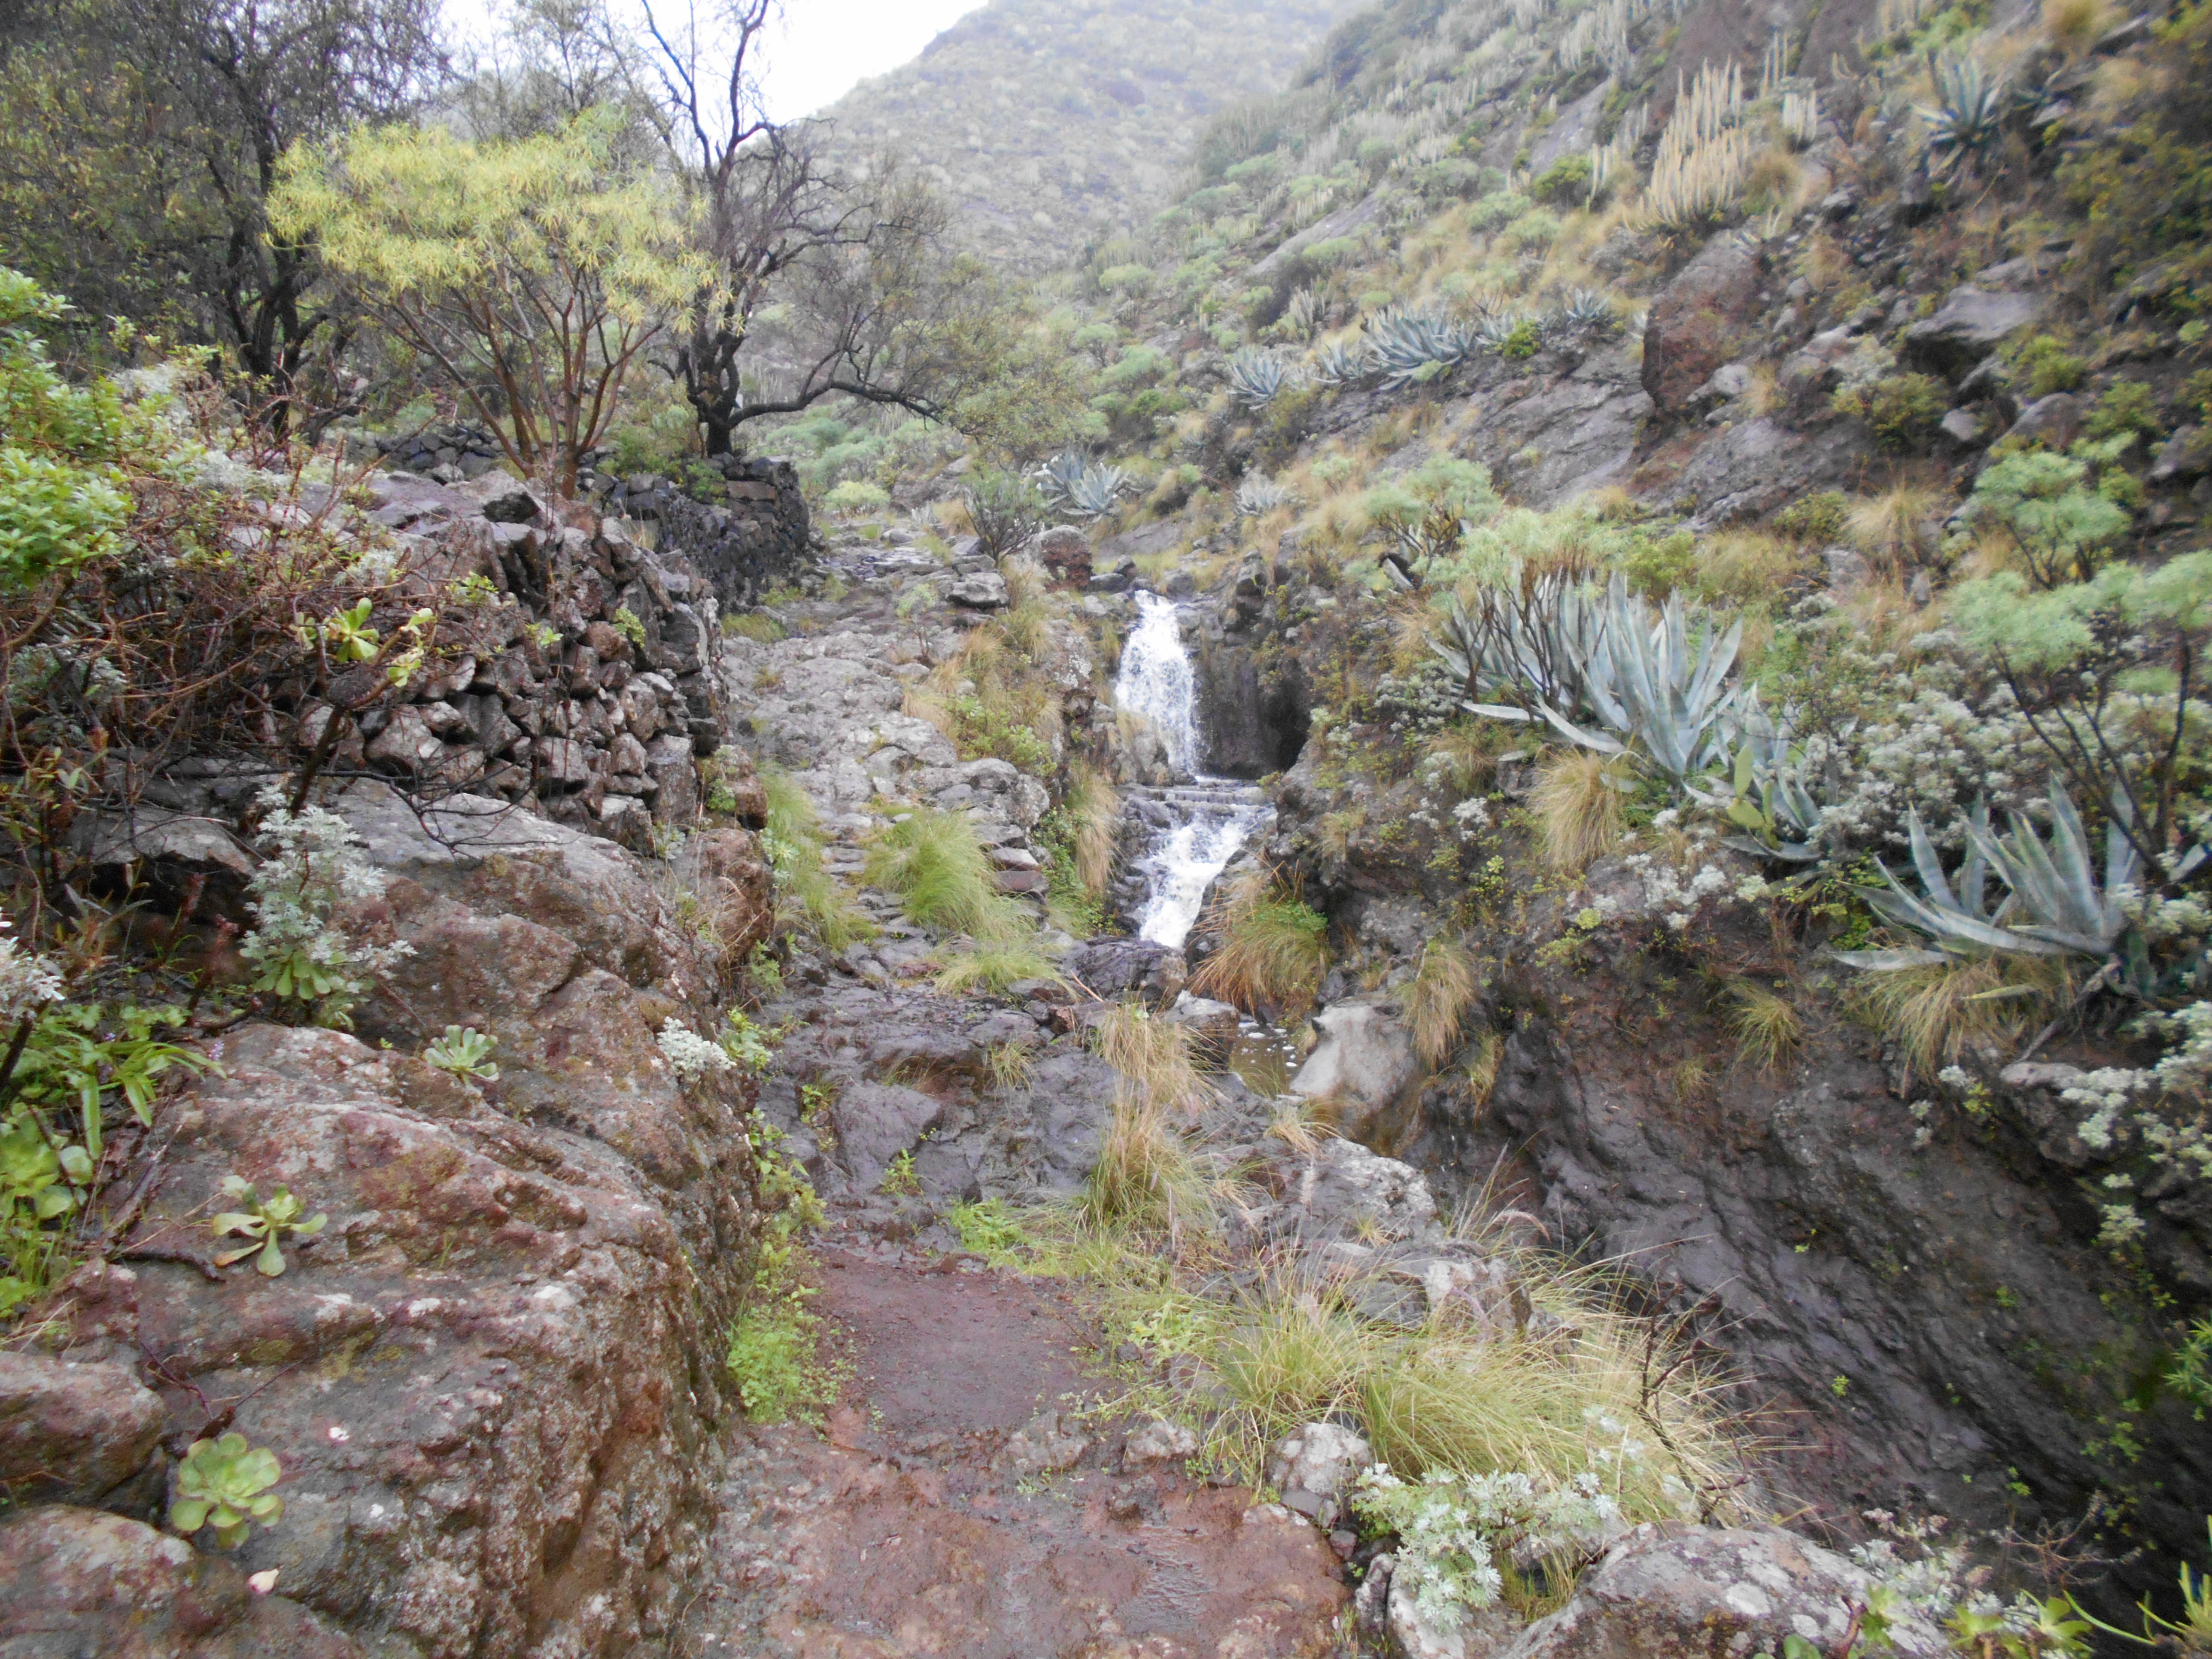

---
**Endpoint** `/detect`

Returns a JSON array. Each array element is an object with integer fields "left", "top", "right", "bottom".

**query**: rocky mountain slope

[{"left": 813, "top": 0, "right": 1363, "bottom": 274}]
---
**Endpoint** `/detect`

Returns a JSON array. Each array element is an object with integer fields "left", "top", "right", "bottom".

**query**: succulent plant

[
  {"left": 1540, "top": 289, "right": 1618, "bottom": 347},
  {"left": 1531, "top": 577, "right": 1747, "bottom": 784},
  {"left": 1234, "top": 475, "right": 1292, "bottom": 517},
  {"left": 1311, "top": 339, "right": 1366, "bottom": 387},
  {"left": 211, "top": 1175, "right": 327, "bottom": 1277},
  {"left": 1364, "top": 307, "right": 1480, "bottom": 389},
  {"left": 1920, "top": 55, "right": 2008, "bottom": 179},
  {"left": 1430, "top": 559, "right": 1611, "bottom": 723},
  {"left": 1834, "top": 781, "right": 2206, "bottom": 972},
  {"left": 1694, "top": 702, "right": 1835, "bottom": 864},
  {"left": 1035, "top": 449, "right": 1091, "bottom": 505},
  {"left": 963, "top": 471, "right": 1046, "bottom": 556},
  {"left": 1063, "top": 459, "right": 1127, "bottom": 519},
  {"left": 170, "top": 1432, "right": 283, "bottom": 1548},
  {"left": 1226, "top": 349, "right": 1300, "bottom": 409},
  {"left": 424, "top": 1024, "right": 498, "bottom": 1082}
]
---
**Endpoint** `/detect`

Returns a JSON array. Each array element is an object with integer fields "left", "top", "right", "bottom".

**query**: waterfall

[
  {"left": 1113, "top": 592, "right": 1202, "bottom": 775},
  {"left": 1113, "top": 593, "right": 1267, "bottom": 948}
]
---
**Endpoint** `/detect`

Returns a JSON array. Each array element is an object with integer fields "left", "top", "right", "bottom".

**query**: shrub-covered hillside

[{"left": 814, "top": 0, "right": 1363, "bottom": 274}]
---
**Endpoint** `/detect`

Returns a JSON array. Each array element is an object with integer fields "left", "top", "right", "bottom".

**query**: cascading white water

[
  {"left": 1114, "top": 593, "right": 1266, "bottom": 948},
  {"left": 1113, "top": 592, "right": 1202, "bottom": 775}
]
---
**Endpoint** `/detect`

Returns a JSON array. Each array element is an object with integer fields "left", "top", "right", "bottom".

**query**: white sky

[{"left": 443, "top": 0, "right": 990, "bottom": 121}]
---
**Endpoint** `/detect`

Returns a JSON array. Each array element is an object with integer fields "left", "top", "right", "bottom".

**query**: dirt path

[{"left": 679, "top": 1249, "right": 1349, "bottom": 1658}]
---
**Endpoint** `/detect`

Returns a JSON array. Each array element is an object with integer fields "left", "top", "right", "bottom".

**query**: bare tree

[{"left": 638, "top": 0, "right": 1002, "bottom": 454}]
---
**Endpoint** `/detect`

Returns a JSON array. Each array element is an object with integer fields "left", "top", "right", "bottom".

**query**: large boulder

[
  {"left": 1290, "top": 996, "right": 1420, "bottom": 1121},
  {"left": 1498, "top": 1524, "right": 1943, "bottom": 1659},
  {"left": 1903, "top": 285, "right": 2045, "bottom": 378},
  {"left": 0, "top": 1507, "right": 365, "bottom": 1658},
  {"left": 1640, "top": 240, "right": 1763, "bottom": 417},
  {"left": 0, "top": 1351, "right": 165, "bottom": 1506}
]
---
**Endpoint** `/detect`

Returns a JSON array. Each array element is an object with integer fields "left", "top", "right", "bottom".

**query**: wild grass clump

[
  {"left": 1725, "top": 980, "right": 1803, "bottom": 1074},
  {"left": 1406, "top": 936, "right": 1481, "bottom": 1068},
  {"left": 1532, "top": 750, "right": 1626, "bottom": 872},
  {"left": 1189, "top": 872, "right": 1329, "bottom": 1016},
  {"left": 865, "top": 807, "right": 1024, "bottom": 941},
  {"left": 1091, "top": 1002, "right": 1216, "bottom": 1114},
  {"left": 761, "top": 766, "right": 872, "bottom": 950},
  {"left": 935, "top": 939, "right": 1062, "bottom": 995},
  {"left": 1849, "top": 953, "right": 2073, "bottom": 1075},
  {"left": 724, "top": 611, "right": 787, "bottom": 644},
  {"left": 1082, "top": 1091, "right": 1216, "bottom": 1237},
  {"left": 1039, "top": 764, "right": 1121, "bottom": 938},
  {"left": 1202, "top": 1248, "right": 1741, "bottom": 1518}
]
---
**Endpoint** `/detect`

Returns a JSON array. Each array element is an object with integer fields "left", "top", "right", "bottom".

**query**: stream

[{"left": 1112, "top": 592, "right": 1270, "bottom": 947}]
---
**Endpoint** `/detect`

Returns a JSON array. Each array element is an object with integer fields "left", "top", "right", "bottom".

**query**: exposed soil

[{"left": 680, "top": 1249, "right": 1349, "bottom": 1658}]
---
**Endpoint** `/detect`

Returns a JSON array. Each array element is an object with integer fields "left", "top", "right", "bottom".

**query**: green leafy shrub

[
  {"left": 2084, "top": 379, "right": 2163, "bottom": 444},
  {"left": 1832, "top": 373, "right": 1948, "bottom": 450},
  {"left": 1774, "top": 492, "right": 1849, "bottom": 545},
  {"left": 238, "top": 793, "right": 413, "bottom": 1024},
  {"left": 1964, "top": 447, "right": 2132, "bottom": 584},
  {"left": 1531, "top": 155, "right": 1594, "bottom": 206},
  {"left": 170, "top": 1433, "right": 283, "bottom": 1547},
  {"left": 2018, "top": 335, "right": 2087, "bottom": 396}
]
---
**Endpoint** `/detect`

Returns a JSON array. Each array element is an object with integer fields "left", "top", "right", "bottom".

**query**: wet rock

[
  {"left": 1004, "top": 1410, "right": 1089, "bottom": 1480},
  {"left": 1500, "top": 1524, "right": 1942, "bottom": 1659},
  {"left": 831, "top": 1081, "right": 948, "bottom": 1191},
  {"left": 1938, "top": 405, "right": 1989, "bottom": 451},
  {"left": 2151, "top": 425, "right": 2212, "bottom": 485},
  {"left": 1290, "top": 995, "right": 1419, "bottom": 1119},
  {"left": 1641, "top": 240, "right": 1763, "bottom": 417},
  {"left": 2001, "top": 392, "right": 2088, "bottom": 450},
  {"left": 1904, "top": 286, "right": 2045, "bottom": 378},
  {"left": 1269, "top": 1139, "right": 1439, "bottom": 1244},
  {"left": 1034, "top": 524, "right": 1092, "bottom": 586},
  {"left": 948, "top": 569, "right": 1010, "bottom": 609},
  {"left": 480, "top": 484, "right": 543, "bottom": 524},
  {"left": 0, "top": 1507, "right": 366, "bottom": 1658},
  {"left": 1064, "top": 937, "right": 1188, "bottom": 1005},
  {"left": 1166, "top": 990, "right": 1241, "bottom": 1064},
  {"left": 1124, "top": 1417, "right": 1201, "bottom": 1465},
  {"left": 0, "top": 1352, "right": 165, "bottom": 1505},
  {"left": 1267, "top": 1422, "right": 1373, "bottom": 1508}
]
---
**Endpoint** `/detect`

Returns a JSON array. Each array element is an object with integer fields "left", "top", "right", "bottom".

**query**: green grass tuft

[
  {"left": 865, "top": 807, "right": 1027, "bottom": 941},
  {"left": 760, "top": 766, "right": 872, "bottom": 950},
  {"left": 1189, "top": 873, "right": 1328, "bottom": 1016}
]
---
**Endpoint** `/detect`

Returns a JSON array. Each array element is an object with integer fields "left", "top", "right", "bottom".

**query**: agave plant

[
  {"left": 1471, "top": 305, "right": 1532, "bottom": 351},
  {"left": 1063, "top": 460, "right": 1128, "bottom": 519},
  {"left": 1541, "top": 289, "right": 1618, "bottom": 347},
  {"left": 1835, "top": 782, "right": 2206, "bottom": 972},
  {"left": 1364, "top": 308, "right": 1478, "bottom": 389},
  {"left": 1431, "top": 560, "right": 1612, "bottom": 723},
  {"left": 1312, "top": 339, "right": 1367, "bottom": 386},
  {"left": 1535, "top": 578, "right": 1748, "bottom": 784},
  {"left": 1234, "top": 475, "right": 1292, "bottom": 517},
  {"left": 1036, "top": 449, "right": 1091, "bottom": 505},
  {"left": 1694, "top": 701, "right": 1834, "bottom": 864},
  {"left": 1227, "top": 349, "right": 1300, "bottom": 409},
  {"left": 1920, "top": 55, "right": 2008, "bottom": 179}
]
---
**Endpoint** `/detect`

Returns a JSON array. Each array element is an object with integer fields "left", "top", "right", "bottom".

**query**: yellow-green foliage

[
  {"left": 269, "top": 110, "right": 707, "bottom": 489},
  {"left": 936, "top": 939, "right": 1062, "bottom": 995},
  {"left": 1189, "top": 875, "right": 1329, "bottom": 1015},
  {"left": 1532, "top": 750, "right": 1625, "bottom": 872},
  {"left": 1091, "top": 1003, "right": 1216, "bottom": 1114},
  {"left": 1724, "top": 980, "right": 1803, "bottom": 1074},
  {"left": 1850, "top": 953, "right": 2072, "bottom": 1075},
  {"left": 1405, "top": 937, "right": 1480, "bottom": 1068},
  {"left": 1082, "top": 1092, "right": 1215, "bottom": 1237}
]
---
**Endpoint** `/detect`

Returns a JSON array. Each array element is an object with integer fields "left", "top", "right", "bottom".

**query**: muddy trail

[{"left": 680, "top": 1240, "right": 1346, "bottom": 1657}]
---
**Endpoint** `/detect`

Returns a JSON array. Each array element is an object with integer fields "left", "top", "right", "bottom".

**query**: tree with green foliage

[
  {"left": 269, "top": 109, "right": 709, "bottom": 494},
  {"left": 0, "top": 0, "right": 442, "bottom": 424}
]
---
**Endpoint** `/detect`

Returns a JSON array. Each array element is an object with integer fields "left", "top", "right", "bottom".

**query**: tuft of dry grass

[
  {"left": 1065, "top": 764, "right": 1122, "bottom": 896},
  {"left": 1405, "top": 937, "right": 1482, "bottom": 1068},
  {"left": 1849, "top": 954, "right": 2074, "bottom": 1076},
  {"left": 1465, "top": 1029, "right": 1504, "bottom": 1107},
  {"left": 1532, "top": 750, "right": 1627, "bottom": 872},
  {"left": 1083, "top": 1091, "right": 1216, "bottom": 1237},
  {"left": 1189, "top": 872, "right": 1330, "bottom": 1016},
  {"left": 1846, "top": 482, "right": 1943, "bottom": 573},
  {"left": 2044, "top": 0, "right": 2111, "bottom": 54},
  {"left": 1725, "top": 979, "right": 1803, "bottom": 1074},
  {"left": 1092, "top": 1002, "right": 1217, "bottom": 1115}
]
